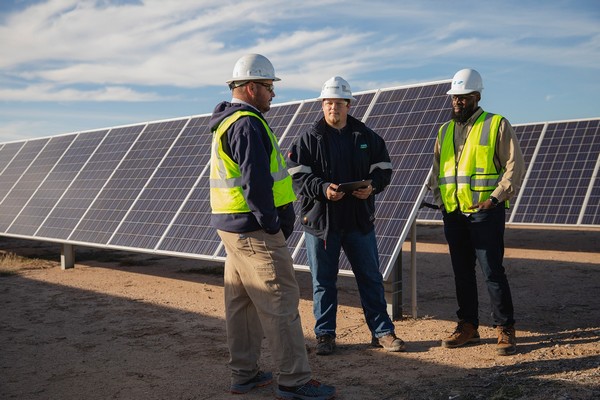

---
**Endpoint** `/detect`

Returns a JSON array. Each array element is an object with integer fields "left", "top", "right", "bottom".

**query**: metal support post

[
  {"left": 410, "top": 220, "right": 418, "bottom": 318},
  {"left": 384, "top": 251, "right": 402, "bottom": 320},
  {"left": 61, "top": 243, "right": 75, "bottom": 270}
]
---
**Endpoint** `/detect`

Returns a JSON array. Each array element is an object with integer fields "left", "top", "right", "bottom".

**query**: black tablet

[{"left": 335, "top": 179, "right": 372, "bottom": 193}]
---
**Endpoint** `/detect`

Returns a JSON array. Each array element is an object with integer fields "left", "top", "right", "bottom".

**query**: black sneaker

[
  {"left": 230, "top": 370, "right": 273, "bottom": 394},
  {"left": 275, "top": 379, "right": 336, "bottom": 399},
  {"left": 315, "top": 334, "right": 336, "bottom": 355}
]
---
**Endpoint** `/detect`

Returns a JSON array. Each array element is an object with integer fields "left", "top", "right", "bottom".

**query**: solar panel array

[{"left": 1, "top": 79, "right": 598, "bottom": 280}]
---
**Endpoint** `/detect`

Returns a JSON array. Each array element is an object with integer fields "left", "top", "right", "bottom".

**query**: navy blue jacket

[
  {"left": 209, "top": 101, "right": 294, "bottom": 238},
  {"left": 286, "top": 115, "right": 392, "bottom": 240}
]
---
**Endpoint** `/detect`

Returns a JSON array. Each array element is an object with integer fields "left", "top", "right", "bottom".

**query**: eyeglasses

[
  {"left": 254, "top": 82, "right": 275, "bottom": 93},
  {"left": 451, "top": 94, "right": 476, "bottom": 102},
  {"left": 323, "top": 100, "right": 349, "bottom": 108}
]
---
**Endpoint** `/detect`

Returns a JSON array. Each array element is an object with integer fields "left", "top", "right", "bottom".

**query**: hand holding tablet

[{"left": 335, "top": 179, "right": 372, "bottom": 193}]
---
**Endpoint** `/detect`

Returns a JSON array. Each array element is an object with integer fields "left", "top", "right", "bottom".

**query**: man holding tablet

[{"left": 287, "top": 76, "right": 404, "bottom": 356}]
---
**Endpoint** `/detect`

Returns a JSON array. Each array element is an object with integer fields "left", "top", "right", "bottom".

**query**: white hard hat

[
  {"left": 446, "top": 68, "right": 483, "bottom": 95},
  {"left": 226, "top": 53, "right": 281, "bottom": 84},
  {"left": 317, "top": 76, "right": 356, "bottom": 101}
]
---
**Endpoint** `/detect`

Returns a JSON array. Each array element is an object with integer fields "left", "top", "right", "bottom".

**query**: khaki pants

[{"left": 218, "top": 229, "right": 311, "bottom": 387}]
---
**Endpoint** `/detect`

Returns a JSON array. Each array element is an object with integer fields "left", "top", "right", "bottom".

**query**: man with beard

[{"left": 428, "top": 68, "right": 525, "bottom": 356}]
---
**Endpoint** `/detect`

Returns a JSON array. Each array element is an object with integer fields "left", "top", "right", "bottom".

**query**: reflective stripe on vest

[
  {"left": 438, "top": 112, "right": 505, "bottom": 213},
  {"left": 210, "top": 110, "right": 296, "bottom": 214}
]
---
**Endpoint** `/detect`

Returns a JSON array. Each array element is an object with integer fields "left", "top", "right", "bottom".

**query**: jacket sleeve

[
  {"left": 491, "top": 118, "right": 525, "bottom": 202},
  {"left": 228, "top": 117, "right": 281, "bottom": 234},
  {"left": 287, "top": 131, "right": 329, "bottom": 200},
  {"left": 367, "top": 130, "right": 392, "bottom": 194}
]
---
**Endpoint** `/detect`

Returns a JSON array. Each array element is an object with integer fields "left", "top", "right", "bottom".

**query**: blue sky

[{"left": 1, "top": 0, "right": 599, "bottom": 142}]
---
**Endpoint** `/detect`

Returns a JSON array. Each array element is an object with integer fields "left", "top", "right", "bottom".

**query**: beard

[{"left": 451, "top": 104, "right": 477, "bottom": 124}]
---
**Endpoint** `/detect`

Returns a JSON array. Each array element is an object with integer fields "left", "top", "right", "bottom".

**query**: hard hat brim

[
  {"left": 446, "top": 88, "right": 480, "bottom": 95},
  {"left": 226, "top": 76, "right": 281, "bottom": 84},
  {"left": 317, "top": 95, "right": 357, "bottom": 101}
]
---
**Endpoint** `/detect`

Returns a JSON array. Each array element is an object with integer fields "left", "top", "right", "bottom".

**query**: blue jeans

[
  {"left": 442, "top": 205, "right": 515, "bottom": 328},
  {"left": 304, "top": 229, "right": 395, "bottom": 338}
]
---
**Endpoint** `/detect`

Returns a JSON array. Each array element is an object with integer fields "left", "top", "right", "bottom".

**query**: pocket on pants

[{"left": 236, "top": 234, "right": 256, "bottom": 256}]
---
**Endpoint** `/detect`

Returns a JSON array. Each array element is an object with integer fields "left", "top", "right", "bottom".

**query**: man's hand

[
  {"left": 469, "top": 199, "right": 495, "bottom": 210},
  {"left": 352, "top": 184, "right": 374, "bottom": 200},
  {"left": 327, "top": 184, "right": 345, "bottom": 201}
]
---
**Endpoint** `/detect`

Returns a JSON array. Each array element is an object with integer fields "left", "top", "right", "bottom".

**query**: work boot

[
  {"left": 230, "top": 371, "right": 272, "bottom": 394},
  {"left": 441, "top": 321, "right": 480, "bottom": 348},
  {"left": 276, "top": 379, "right": 336, "bottom": 399},
  {"left": 497, "top": 325, "right": 517, "bottom": 356},
  {"left": 315, "top": 334, "right": 336, "bottom": 355},
  {"left": 371, "top": 333, "right": 406, "bottom": 352}
]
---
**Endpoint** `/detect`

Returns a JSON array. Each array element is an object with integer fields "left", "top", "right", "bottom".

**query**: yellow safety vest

[
  {"left": 210, "top": 110, "right": 296, "bottom": 214},
  {"left": 438, "top": 112, "right": 505, "bottom": 213}
]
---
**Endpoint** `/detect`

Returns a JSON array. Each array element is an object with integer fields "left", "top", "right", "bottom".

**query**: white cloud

[
  {"left": 0, "top": 83, "right": 167, "bottom": 101},
  {"left": 0, "top": 0, "right": 598, "bottom": 140}
]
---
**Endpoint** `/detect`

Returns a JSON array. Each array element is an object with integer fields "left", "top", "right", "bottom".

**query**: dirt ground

[{"left": 1, "top": 225, "right": 599, "bottom": 400}]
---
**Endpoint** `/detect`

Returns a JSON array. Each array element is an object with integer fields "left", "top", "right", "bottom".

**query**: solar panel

[
  {"left": 510, "top": 119, "right": 600, "bottom": 225},
  {"left": 35, "top": 126, "right": 142, "bottom": 240},
  {"left": 0, "top": 139, "right": 49, "bottom": 209},
  {"left": 7, "top": 131, "right": 106, "bottom": 236},
  {"left": 0, "top": 81, "right": 598, "bottom": 279},
  {"left": 68, "top": 120, "right": 187, "bottom": 245},
  {"left": 0, "top": 142, "right": 25, "bottom": 177},
  {"left": 109, "top": 117, "right": 210, "bottom": 250},
  {"left": 155, "top": 116, "right": 220, "bottom": 256},
  {"left": 0, "top": 136, "right": 74, "bottom": 233}
]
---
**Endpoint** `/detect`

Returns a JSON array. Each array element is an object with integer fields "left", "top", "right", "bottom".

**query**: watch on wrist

[{"left": 490, "top": 196, "right": 499, "bottom": 206}]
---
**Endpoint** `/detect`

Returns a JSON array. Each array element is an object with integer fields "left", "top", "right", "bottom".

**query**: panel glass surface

[
  {"left": 511, "top": 119, "right": 600, "bottom": 225},
  {"left": 0, "top": 136, "right": 74, "bottom": 232},
  {"left": 0, "top": 139, "right": 48, "bottom": 206},
  {"left": 266, "top": 103, "right": 302, "bottom": 139},
  {"left": 158, "top": 174, "right": 219, "bottom": 255},
  {"left": 109, "top": 117, "right": 213, "bottom": 249},
  {"left": 0, "top": 142, "right": 25, "bottom": 176},
  {"left": 69, "top": 120, "right": 187, "bottom": 245},
  {"left": 8, "top": 131, "right": 107, "bottom": 236},
  {"left": 35, "top": 125, "right": 143, "bottom": 240}
]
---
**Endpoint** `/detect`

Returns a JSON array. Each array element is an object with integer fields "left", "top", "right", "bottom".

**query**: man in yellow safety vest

[
  {"left": 429, "top": 68, "right": 525, "bottom": 356},
  {"left": 209, "top": 53, "right": 335, "bottom": 399}
]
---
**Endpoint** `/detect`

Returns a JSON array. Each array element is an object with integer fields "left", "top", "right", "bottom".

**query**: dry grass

[{"left": 0, "top": 250, "right": 56, "bottom": 276}]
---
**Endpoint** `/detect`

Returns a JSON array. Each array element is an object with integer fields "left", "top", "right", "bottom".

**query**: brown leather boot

[
  {"left": 441, "top": 321, "right": 480, "bottom": 348},
  {"left": 372, "top": 333, "right": 406, "bottom": 352},
  {"left": 497, "top": 325, "right": 517, "bottom": 356}
]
